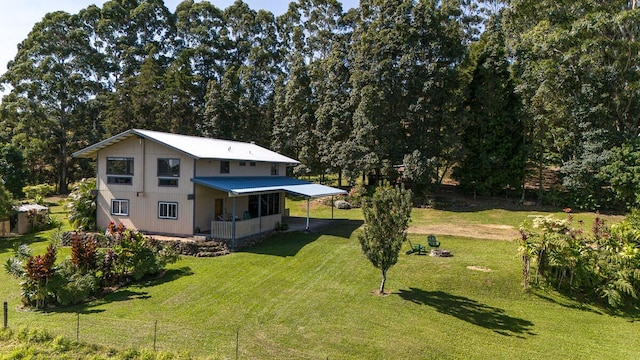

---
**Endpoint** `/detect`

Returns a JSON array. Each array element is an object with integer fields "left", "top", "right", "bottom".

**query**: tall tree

[
  {"left": 0, "top": 144, "right": 25, "bottom": 198},
  {"left": 201, "top": 1, "right": 281, "bottom": 144},
  {"left": 348, "top": 0, "right": 466, "bottom": 185},
  {"left": 174, "top": 0, "right": 226, "bottom": 128},
  {"left": 0, "top": 11, "right": 104, "bottom": 193},
  {"left": 504, "top": 0, "right": 640, "bottom": 208},
  {"left": 359, "top": 186, "right": 412, "bottom": 294},
  {"left": 272, "top": 51, "right": 318, "bottom": 175},
  {"left": 453, "top": 18, "right": 524, "bottom": 196},
  {"left": 315, "top": 31, "right": 355, "bottom": 184}
]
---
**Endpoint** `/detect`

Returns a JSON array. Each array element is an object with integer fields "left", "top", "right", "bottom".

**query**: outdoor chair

[
  {"left": 427, "top": 234, "right": 440, "bottom": 249},
  {"left": 406, "top": 239, "right": 427, "bottom": 255}
]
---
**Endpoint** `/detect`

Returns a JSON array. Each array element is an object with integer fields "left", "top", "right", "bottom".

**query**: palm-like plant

[
  {"left": 522, "top": 212, "right": 640, "bottom": 309},
  {"left": 66, "top": 178, "right": 97, "bottom": 231}
]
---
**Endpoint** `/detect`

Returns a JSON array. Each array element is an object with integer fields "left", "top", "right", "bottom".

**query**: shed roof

[
  {"left": 192, "top": 176, "right": 347, "bottom": 198},
  {"left": 72, "top": 129, "right": 300, "bottom": 164},
  {"left": 14, "top": 204, "right": 48, "bottom": 212}
]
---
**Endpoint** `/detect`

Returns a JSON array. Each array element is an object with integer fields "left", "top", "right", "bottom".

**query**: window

[
  {"left": 158, "top": 158, "right": 180, "bottom": 187},
  {"left": 158, "top": 158, "right": 180, "bottom": 177},
  {"left": 159, "top": 179, "right": 179, "bottom": 187},
  {"left": 111, "top": 199, "right": 129, "bottom": 216},
  {"left": 158, "top": 202, "right": 178, "bottom": 219},
  {"left": 239, "top": 161, "right": 246, "bottom": 166},
  {"left": 220, "top": 160, "right": 230, "bottom": 174},
  {"left": 107, "top": 157, "right": 134, "bottom": 185},
  {"left": 270, "top": 163, "right": 279, "bottom": 175},
  {"left": 249, "top": 162, "right": 256, "bottom": 167},
  {"left": 248, "top": 193, "right": 280, "bottom": 218}
]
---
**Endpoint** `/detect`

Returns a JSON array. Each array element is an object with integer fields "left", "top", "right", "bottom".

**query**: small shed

[{"left": 12, "top": 204, "right": 49, "bottom": 235}]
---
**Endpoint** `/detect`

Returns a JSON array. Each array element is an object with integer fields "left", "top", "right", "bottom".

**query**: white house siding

[
  {"left": 96, "top": 136, "right": 195, "bottom": 236},
  {"left": 194, "top": 159, "right": 280, "bottom": 177},
  {"left": 194, "top": 185, "right": 225, "bottom": 231}
]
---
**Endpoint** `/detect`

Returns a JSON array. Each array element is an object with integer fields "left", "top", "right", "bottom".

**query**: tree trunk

[
  {"left": 537, "top": 145, "right": 543, "bottom": 205},
  {"left": 379, "top": 269, "right": 387, "bottom": 294}
]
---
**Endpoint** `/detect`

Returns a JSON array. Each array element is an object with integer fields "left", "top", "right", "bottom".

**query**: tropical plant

[
  {"left": 70, "top": 234, "right": 98, "bottom": 274},
  {"left": 358, "top": 186, "right": 412, "bottom": 294},
  {"left": 8, "top": 244, "right": 59, "bottom": 309},
  {"left": 519, "top": 210, "right": 640, "bottom": 309},
  {"left": 66, "top": 178, "right": 97, "bottom": 231}
]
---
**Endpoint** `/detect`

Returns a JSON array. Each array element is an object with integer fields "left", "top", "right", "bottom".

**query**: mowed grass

[{"left": 0, "top": 200, "right": 638, "bottom": 359}]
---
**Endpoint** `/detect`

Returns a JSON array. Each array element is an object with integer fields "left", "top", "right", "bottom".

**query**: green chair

[
  {"left": 428, "top": 234, "right": 440, "bottom": 249},
  {"left": 406, "top": 239, "right": 427, "bottom": 255}
]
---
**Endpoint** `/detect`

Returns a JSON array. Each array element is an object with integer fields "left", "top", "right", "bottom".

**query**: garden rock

[{"left": 334, "top": 200, "right": 352, "bottom": 209}]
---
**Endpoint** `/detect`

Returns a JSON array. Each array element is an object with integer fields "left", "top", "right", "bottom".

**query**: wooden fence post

[{"left": 3, "top": 302, "right": 7, "bottom": 329}]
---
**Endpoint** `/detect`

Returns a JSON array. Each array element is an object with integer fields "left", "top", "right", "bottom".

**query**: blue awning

[{"left": 192, "top": 176, "right": 347, "bottom": 198}]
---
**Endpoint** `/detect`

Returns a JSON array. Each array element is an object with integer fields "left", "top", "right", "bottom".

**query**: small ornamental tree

[{"left": 358, "top": 186, "right": 412, "bottom": 294}]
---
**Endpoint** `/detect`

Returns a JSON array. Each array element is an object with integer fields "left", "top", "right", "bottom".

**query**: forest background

[{"left": 0, "top": 0, "right": 639, "bottom": 211}]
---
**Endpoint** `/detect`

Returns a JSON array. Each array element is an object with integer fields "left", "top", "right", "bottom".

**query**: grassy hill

[{"left": 0, "top": 199, "right": 637, "bottom": 359}]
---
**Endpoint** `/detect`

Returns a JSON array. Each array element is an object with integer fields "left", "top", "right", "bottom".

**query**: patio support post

[
  {"left": 331, "top": 195, "right": 334, "bottom": 220},
  {"left": 258, "top": 194, "right": 262, "bottom": 235},
  {"left": 232, "top": 197, "right": 236, "bottom": 249},
  {"left": 306, "top": 198, "right": 310, "bottom": 231}
]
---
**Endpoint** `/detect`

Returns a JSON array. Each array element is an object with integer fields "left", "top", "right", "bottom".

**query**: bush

[
  {"left": 22, "top": 184, "right": 56, "bottom": 202},
  {"left": 347, "top": 185, "right": 368, "bottom": 207},
  {"left": 5, "top": 223, "right": 179, "bottom": 309},
  {"left": 519, "top": 211, "right": 640, "bottom": 309},
  {"left": 51, "top": 260, "right": 99, "bottom": 306},
  {"left": 66, "top": 178, "right": 96, "bottom": 231}
]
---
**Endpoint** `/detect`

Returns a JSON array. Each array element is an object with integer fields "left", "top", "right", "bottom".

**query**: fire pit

[{"left": 430, "top": 249, "right": 452, "bottom": 257}]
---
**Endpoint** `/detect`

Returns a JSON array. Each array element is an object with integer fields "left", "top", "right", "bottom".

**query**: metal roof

[
  {"left": 72, "top": 129, "right": 300, "bottom": 164},
  {"left": 14, "top": 204, "right": 48, "bottom": 212},
  {"left": 192, "top": 176, "right": 347, "bottom": 198}
]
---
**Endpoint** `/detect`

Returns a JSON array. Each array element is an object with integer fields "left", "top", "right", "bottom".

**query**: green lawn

[{"left": 0, "top": 201, "right": 638, "bottom": 359}]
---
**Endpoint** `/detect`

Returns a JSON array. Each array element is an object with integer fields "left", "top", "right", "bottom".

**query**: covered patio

[{"left": 191, "top": 176, "right": 346, "bottom": 247}]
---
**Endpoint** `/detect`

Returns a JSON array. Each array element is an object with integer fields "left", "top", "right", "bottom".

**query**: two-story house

[{"left": 72, "top": 129, "right": 345, "bottom": 246}]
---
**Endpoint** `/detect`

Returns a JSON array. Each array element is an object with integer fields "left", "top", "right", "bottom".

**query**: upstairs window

[
  {"left": 158, "top": 158, "right": 180, "bottom": 187},
  {"left": 158, "top": 158, "right": 180, "bottom": 177},
  {"left": 220, "top": 160, "right": 230, "bottom": 174},
  {"left": 107, "top": 157, "right": 134, "bottom": 185},
  {"left": 270, "top": 163, "right": 279, "bottom": 175}
]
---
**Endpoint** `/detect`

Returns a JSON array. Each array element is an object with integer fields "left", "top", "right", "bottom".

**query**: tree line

[{"left": 0, "top": 0, "right": 639, "bottom": 210}]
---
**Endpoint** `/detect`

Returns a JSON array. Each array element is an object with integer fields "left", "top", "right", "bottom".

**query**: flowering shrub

[{"left": 347, "top": 185, "right": 368, "bottom": 207}]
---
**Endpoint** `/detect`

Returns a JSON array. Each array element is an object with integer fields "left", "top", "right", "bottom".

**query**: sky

[{"left": 0, "top": 0, "right": 359, "bottom": 77}]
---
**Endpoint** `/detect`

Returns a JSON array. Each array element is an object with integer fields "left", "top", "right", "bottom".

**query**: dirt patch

[
  {"left": 370, "top": 289, "right": 394, "bottom": 297},
  {"left": 467, "top": 265, "right": 492, "bottom": 272},
  {"left": 408, "top": 223, "right": 519, "bottom": 241}
]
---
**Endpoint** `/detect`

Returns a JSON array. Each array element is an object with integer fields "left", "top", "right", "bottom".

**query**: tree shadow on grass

[
  {"left": 532, "top": 289, "right": 640, "bottom": 319},
  {"left": 0, "top": 233, "right": 49, "bottom": 255},
  {"left": 398, "top": 288, "right": 536, "bottom": 338},
  {"left": 44, "top": 290, "right": 151, "bottom": 315},
  {"left": 243, "top": 219, "right": 363, "bottom": 257},
  {"left": 44, "top": 267, "right": 194, "bottom": 314},
  {"left": 531, "top": 291, "right": 604, "bottom": 315},
  {"left": 133, "top": 266, "right": 194, "bottom": 288}
]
